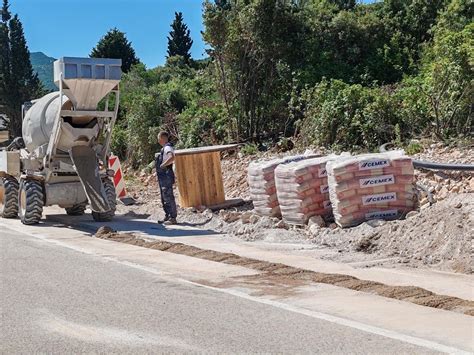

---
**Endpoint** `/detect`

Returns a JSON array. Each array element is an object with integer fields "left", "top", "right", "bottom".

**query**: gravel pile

[{"left": 413, "top": 143, "right": 474, "bottom": 208}]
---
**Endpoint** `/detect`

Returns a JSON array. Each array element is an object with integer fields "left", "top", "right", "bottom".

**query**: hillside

[{"left": 30, "top": 52, "right": 56, "bottom": 91}]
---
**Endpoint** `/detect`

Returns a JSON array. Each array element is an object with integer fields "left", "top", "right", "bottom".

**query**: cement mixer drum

[{"left": 22, "top": 92, "right": 69, "bottom": 153}]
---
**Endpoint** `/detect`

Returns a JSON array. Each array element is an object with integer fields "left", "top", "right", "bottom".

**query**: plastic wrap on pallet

[
  {"left": 327, "top": 151, "right": 415, "bottom": 228},
  {"left": 248, "top": 155, "right": 316, "bottom": 217},
  {"left": 275, "top": 156, "right": 338, "bottom": 225}
]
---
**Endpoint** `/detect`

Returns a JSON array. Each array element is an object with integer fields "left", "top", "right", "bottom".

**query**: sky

[
  {"left": 10, "top": 0, "right": 376, "bottom": 69},
  {"left": 10, "top": 0, "right": 207, "bottom": 68}
]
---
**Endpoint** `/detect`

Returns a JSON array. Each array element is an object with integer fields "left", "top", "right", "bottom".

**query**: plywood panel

[{"left": 175, "top": 151, "right": 225, "bottom": 208}]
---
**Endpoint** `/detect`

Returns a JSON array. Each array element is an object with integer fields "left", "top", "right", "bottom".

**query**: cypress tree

[
  {"left": 0, "top": 0, "right": 11, "bottom": 115},
  {"left": 167, "top": 12, "right": 193, "bottom": 63},
  {"left": 1, "top": 0, "right": 10, "bottom": 22},
  {"left": 0, "top": 0, "right": 43, "bottom": 138},
  {"left": 90, "top": 28, "right": 140, "bottom": 73}
]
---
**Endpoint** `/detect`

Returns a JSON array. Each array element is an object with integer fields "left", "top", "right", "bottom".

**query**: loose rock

[
  {"left": 366, "top": 219, "right": 386, "bottom": 228},
  {"left": 276, "top": 220, "right": 289, "bottom": 229},
  {"left": 406, "top": 211, "right": 419, "bottom": 219},
  {"left": 308, "top": 215, "right": 326, "bottom": 228},
  {"left": 219, "top": 210, "right": 241, "bottom": 223},
  {"left": 240, "top": 211, "right": 253, "bottom": 224},
  {"left": 309, "top": 224, "right": 321, "bottom": 237},
  {"left": 249, "top": 214, "right": 260, "bottom": 224}
]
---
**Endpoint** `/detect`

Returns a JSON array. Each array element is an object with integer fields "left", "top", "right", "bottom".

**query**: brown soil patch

[{"left": 94, "top": 227, "right": 474, "bottom": 316}]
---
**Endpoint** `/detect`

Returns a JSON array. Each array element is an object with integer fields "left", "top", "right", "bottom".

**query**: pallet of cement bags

[
  {"left": 327, "top": 151, "right": 415, "bottom": 228},
  {"left": 275, "top": 156, "right": 338, "bottom": 225},
  {"left": 248, "top": 154, "right": 316, "bottom": 217}
]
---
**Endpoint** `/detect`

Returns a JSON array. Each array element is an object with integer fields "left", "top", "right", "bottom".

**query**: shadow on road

[{"left": 43, "top": 213, "right": 219, "bottom": 238}]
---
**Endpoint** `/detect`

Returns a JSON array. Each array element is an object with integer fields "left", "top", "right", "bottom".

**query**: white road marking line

[{"left": 1, "top": 222, "right": 471, "bottom": 355}]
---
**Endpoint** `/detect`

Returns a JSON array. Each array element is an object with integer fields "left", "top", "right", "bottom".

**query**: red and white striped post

[{"left": 108, "top": 154, "right": 127, "bottom": 199}]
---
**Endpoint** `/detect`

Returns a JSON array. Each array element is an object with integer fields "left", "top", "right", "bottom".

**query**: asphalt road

[{"left": 1, "top": 227, "right": 436, "bottom": 354}]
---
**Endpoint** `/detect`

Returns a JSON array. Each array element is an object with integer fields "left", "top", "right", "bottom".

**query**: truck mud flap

[{"left": 69, "top": 146, "right": 110, "bottom": 213}]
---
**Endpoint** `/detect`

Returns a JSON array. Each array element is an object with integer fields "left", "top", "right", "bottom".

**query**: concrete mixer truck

[{"left": 0, "top": 57, "right": 122, "bottom": 224}]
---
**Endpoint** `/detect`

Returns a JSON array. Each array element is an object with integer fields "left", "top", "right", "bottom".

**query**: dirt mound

[
  {"left": 310, "top": 193, "right": 473, "bottom": 273},
  {"left": 95, "top": 226, "right": 116, "bottom": 237},
  {"left": 94, "top": 230, "right": 474, "bottom": 315}
]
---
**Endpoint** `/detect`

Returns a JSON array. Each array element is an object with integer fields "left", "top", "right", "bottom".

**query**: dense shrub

[
  {"left": 417, "top": 22, "right": 473, "bottom": 138},
  {"left": 299, "top": 79, "right": 405, "bottom": 150}
]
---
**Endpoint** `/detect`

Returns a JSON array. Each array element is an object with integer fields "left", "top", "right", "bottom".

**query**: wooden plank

[
  {"left": 175, "top": 154, "right": 191, "bottom": 207},
  {"left": 0, "top": 131, "right": 8, "bottom": 143},
  {"left": 198, "top": 153, "right": 209, "bottom": 205},
  {"left": 203, "top": 152, "right": 225, "bottom": 206},
  {"left": 175, "top": 144, "right": 239, "bottom": 157},
  {"left": 212, "top": 152, "right": 225, "bottom": 203},
  {"left": 208, "top": 198, "right": 245, "bottom": 211}
]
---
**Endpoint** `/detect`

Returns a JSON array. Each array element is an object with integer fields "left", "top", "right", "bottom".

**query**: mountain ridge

[{"left": 30, "top": 52, "right": 56, "bottom": 91}]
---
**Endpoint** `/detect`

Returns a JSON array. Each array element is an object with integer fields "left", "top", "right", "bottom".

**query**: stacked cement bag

[
  {"left": 248, "top": 155, "right": 316, "bottom": 217},
  {"left": 327, "top": 151, "right": 415, "bottom": 228},
  {"left": 248, "top": 158, "right": 284, "bottom": 217},
  {"left": 275, "top": 156, "right": 336, "bottom": 225}
]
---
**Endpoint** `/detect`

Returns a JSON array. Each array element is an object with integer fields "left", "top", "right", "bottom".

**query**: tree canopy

[
  {"left": 167, "top": 12, "right": 193, "bottom": 63},
  {"left": 0, "top": 0, "right": 43, "bottom": 138},
  {"left": 90, "top": 28, "right": 140, "bottom": 73}
]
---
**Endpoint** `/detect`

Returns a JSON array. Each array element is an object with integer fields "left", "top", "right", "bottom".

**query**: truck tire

[
  {"left": 19, "top": 179, "right": 44, "bottom": 225},
  {"left": 92, "top": 178, "right": 116, "bottom": 222},
  {"left": 65, "top": 203, "right": 87, "bottom": 216},
  {"left": 0, "top": 176, "right": 19, "bottom": 218}
]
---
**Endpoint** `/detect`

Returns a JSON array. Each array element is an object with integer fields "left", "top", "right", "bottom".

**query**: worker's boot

[
  {"left": 163, "top": 218, "right": 177, "bottom": 226},
  {"left": 158, "top": 215, "right": 170, "bottom": 224}
]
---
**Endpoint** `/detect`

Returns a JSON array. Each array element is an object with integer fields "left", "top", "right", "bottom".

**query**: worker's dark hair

[{"left": 158, "top": 131, "right": 169, "bottom": 140}]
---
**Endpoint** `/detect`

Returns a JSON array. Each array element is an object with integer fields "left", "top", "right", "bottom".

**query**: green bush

[
  {"left": 405, "top": 141, "right": 424, "bottom": 155},
  {"left": 240, "top": 143, "right": 258, "bottom": 156},
  {"left": 299, "top": 79, "right": 406, "bottom": 151},
  {"left": 417, "top": 22, "right": 473, "bottom": 139},
  {"left": 111, "top": 123, "right": 128, "bottom": 160},
  {"left": 178, "top": 103, "right": 228, "bottom": 148}
]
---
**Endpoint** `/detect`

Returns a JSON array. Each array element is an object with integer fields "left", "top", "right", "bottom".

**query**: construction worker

[{"left": 155, "top": 131, "right": 177, "bottom": 225}]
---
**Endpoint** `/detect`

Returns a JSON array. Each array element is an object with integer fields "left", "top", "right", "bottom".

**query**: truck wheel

[
  {"left": 19, "top": 179, "right": 44, "bottom": 225},
  {"left": 92, "top": 178, "right": 116, "bottom": 222},
  {"left": 65, "top": 203, "right": 87, "bottom": 216},
  {"left": 0, "top": 176, "right": 19, "bottom": 218}
]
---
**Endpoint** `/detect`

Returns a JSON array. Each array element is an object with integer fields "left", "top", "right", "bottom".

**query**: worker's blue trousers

[{"left": 158, "top": 171, "right": 177, "bottom": 219}]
